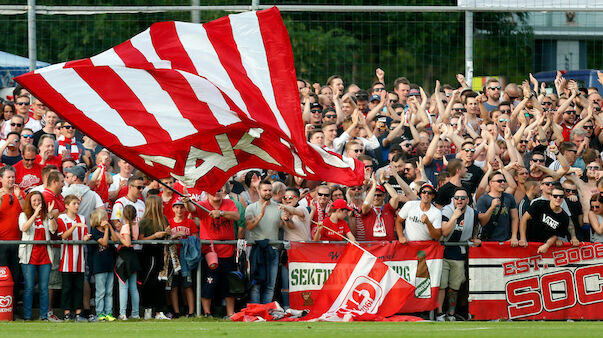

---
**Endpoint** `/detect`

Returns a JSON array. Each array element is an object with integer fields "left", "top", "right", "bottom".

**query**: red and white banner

[
  {"left": 303, "top": 244, "right": 414, "bottom": 321},
  {"left": 15, "top": 7, "right": 364, "bottom": 193},
  {"left": 288, "top": 241, "right": 443, "bottom": 313},
  {"left": 469, "top": 242, "right": 603, "bottom": 320}
]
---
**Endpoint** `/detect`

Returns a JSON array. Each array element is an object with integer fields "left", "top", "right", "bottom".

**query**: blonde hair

[
  {"left": 140, "top": 195, "right": 167, "bottom": 232},
  {"left": 90, "top": 208, "right": 108, "bottom": 228}
]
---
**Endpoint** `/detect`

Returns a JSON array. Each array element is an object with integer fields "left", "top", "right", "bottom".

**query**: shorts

[
  {"left": 169, "top": 272, "right": 193, "bottom": 289},
  {"left": 440, "top": 258, "right": 466, "bottom": 290},
  {"left": 201, "top": 255, "right": 235, "bottom": 299},
  {"left": 48, "top": 247, "right": 62, "bottom": 290}
]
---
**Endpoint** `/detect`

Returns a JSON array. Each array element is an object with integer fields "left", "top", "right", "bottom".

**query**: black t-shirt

[
  {"left": 526, "top": 200, "right": 569, "bottom": 243},
  {"left": 90, "top": 227, "right": 116, "bottom": 274},
  {"left": 566, "top": 198, "right": 583, "bottom": 240},
  {"left": 434, "top": 182, "right": 459, "bottom": 207},
  {"left": 462, "top": 164, "right": 484, "bottom": 194}
]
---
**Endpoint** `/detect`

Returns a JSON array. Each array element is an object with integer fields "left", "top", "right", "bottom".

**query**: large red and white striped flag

[
  {"left": 304, "top": 244, "right": 415, "bottom": 321},
  {"left": 15, "top": 7, "right": 364, "bottom": 192}
]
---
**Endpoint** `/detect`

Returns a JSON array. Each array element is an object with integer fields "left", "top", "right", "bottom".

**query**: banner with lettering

[
  {"left": 469, "top": 242, "right": 603, "bottom": 320},
  {"left": 287, "top": 241, "right": 443, "bottom": 313}
]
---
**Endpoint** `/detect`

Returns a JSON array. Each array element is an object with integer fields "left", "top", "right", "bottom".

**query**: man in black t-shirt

[
  {"left": 434, "top": 159, "right": 466, "bottom": 209},
  {"left": 516, "top": 185, "right": 579, "bottom": 254},
  {"left": 458, "top": 140, "right": 484, "bottom": 194}
]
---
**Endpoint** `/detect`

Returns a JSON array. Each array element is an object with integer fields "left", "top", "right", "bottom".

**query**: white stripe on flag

[
  {"left": 177, "top": 70, "right": 241, "bottom": 126},
  {"left": 34, "top": 62, "right": 66, "bottom": 74},
  {"left": 229, "top": 11, "right": 291, "bottom": 138},
  {"left": 39, "top": 68, "right": 147, "bottom": 147},
  {"left": 322, "top": 252, "right": 381, "bottom": 316},
  {"left": 91, "top": 48, "right": 125, "bottom": 67},
  {"left": 174, "top": 21, "right": 252, "bottom": 120},
  {"left": 111, "top": 66, "right": 198, "bottom": 141},
  {"left": 129, "top": 28, "right": 172, "bottom": 69}
]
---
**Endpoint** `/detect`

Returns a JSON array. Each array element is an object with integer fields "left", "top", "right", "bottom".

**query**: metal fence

[{"left": 1, "top": 2, "right": 602, "bottom": 92}]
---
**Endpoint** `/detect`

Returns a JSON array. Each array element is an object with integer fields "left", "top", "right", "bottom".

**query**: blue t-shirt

[
  {"left": 476, "top": 192, "right": 517, "bottom": 242},
  {"left": 90, "top": 227, "right": 116, "bottom": 274}
]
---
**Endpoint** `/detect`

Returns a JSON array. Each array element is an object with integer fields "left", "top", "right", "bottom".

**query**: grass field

[{"left": 2, "top": 319, "right": 603, "bottom": 337}]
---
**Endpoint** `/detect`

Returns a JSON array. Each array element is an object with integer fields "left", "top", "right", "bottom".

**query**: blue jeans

[
  {"left": 249, "top": 247, "right": 279, "bottom": 304},
  {"left": 21, "top": 263, "right": 51, "bottom": 320},
  {"left": 118, "top": 273, "right": 139, "bottom": 317},
  {"left": 95, "top": 272, "right": 114, "bottom": 315}
]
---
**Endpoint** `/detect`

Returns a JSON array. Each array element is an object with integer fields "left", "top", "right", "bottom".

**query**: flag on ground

[
  {"left": 16, "top": 7, "right": 364, "bottom": 192},
  {"left": 304, "top": 243, "right": 415, "bottom": 321}
]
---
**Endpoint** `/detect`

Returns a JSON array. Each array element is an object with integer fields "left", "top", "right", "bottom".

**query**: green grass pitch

[{"left": 2, "top": 319, "right": 603, "bottom": 337}]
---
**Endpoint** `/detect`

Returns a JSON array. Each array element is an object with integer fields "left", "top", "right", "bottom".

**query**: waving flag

[
  {"left": 15, "top": 7, "right": 364, "bottom": 192},
  {"left": 304, "top": 244, "right": 415, "bottom": 321}
]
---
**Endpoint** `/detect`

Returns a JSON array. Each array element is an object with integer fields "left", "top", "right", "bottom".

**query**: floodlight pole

[
  {"left": 465, "top": 10, "right": 473, "bottom": 88},
  {"left": 191, "top": 0, "right": 200, "bottom": 23},
  {"left": 27, "top": 0, "right": 37, "bottom": 71}
]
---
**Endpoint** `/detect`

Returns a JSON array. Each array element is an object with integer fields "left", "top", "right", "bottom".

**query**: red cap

[
  {"left": 331, "top": 199, "right": 352, "bottom": 211},
  {"left": 376, "top": 185, "right": 386, "bottom": 193}
]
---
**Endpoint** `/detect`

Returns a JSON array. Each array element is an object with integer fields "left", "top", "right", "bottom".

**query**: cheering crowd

[{"left": 1, "top": 68, "right": 603, "bottom": 322}]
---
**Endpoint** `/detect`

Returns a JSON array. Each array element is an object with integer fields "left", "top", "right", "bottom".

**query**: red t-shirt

[
  {"left": 198, "top": 199, "right": 237, "bottom": 258},
  {"left": 161, "top": 193, "right": 180, "bottom": 221},
  {"left": 35, "top": 154, "right": 62, "bottom": 169},
  {"left": 14, "top": 160, "right": 42, "bottom": 192},
  {"left": 360, "top": 203, "right": 396, "bottom": 241},
  {"left": 561, "top": 122, "right": 573, "bottom": 142},
  {"left": 319, "top": 217, "right": 350, "bottom": 241},
  {"left": 43, "top": 188, "right": 65, "bottom": 213},
  {"left": 29, "top": 217, "right": 51, "bottom": 265},
  {"left": 0, "top": 193, "right": 22, "bottom": 240}
]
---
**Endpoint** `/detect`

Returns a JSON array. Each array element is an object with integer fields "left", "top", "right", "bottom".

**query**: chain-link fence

[{"left": 0, "top": 1, "right": 601, "bottom": 92}]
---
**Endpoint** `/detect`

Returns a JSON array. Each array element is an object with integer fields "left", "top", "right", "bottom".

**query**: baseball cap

[
  {"left": 331, "top": 199, "right": 352, "bottom": 211},
  {"left": 310, "top": 102, "right": 322, "bottom": 111},
  {"left": 64, "top": 165, "right": 85, "bottom": 182},
  {"left": 419, "top": 183, "right": 436, "bottom": 194},
  {"left": 370, "top": 94, "right": 381, "bottom": 102},
  {"left": 172, "top": 199, "right": 185, "bottom": 207},
  {"left": 376, "top": 185, "right": 386, "bottom": 193}
]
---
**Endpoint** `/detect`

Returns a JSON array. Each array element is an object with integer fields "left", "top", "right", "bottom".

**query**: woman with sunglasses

[{"left": 589, "top": 194, "right": 603, "bottom": 243}]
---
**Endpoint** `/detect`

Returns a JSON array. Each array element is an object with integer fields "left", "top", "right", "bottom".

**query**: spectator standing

[
  {"left": 116, "top": 205, "right": 141, "bottom": 320},
  {"left": 395, "top": 183, "right": 442, "bottom": 243},
  {"left": 477, "top": 172, "right": 518, "bottom": 242},
  {"left": 89, "top": 209, "right": 118, "bottom": 322}
]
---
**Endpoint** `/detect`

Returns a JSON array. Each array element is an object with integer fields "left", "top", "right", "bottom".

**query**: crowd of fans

[{"left": 1, "top": 68, "right": 603, "bottom": 322}]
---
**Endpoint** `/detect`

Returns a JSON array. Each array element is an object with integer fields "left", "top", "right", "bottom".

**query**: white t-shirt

[
  {"left": 108, "top": 173, "right": 130, "bottom": 193},
  {"left": 398, "top": 200, "right": 442, "bottom": 241},
  {"left": 284, "top": 206, "right": 311, "bottom": 241},
  {"left": 110, "top": 197, "right": 145, "bottom": 227},
  {"left": 25, "top": 118, "right": 42, "bottom": 133}
]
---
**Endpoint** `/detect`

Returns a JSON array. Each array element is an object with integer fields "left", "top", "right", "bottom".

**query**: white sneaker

[
  {"left": 436, "top": 313, "right": 446, "bottom": 322},
  {"left": 155, "top": 312, "right": 171, "bottom": 320},
  {"left": 118, "top": 314, "right": 128, "bottom": 321},
  {"left": 446, "top": 314, "right": 457, "bottom": 321},
  {"left": 144, "top": 308, "right": 153, "bottom": 320}
]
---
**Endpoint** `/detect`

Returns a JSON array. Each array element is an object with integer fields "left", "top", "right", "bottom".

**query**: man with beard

[
  {"left": 309, "top": 185, "right": 332, "bottom": 239},
  {"left": 483, "top": 78, "right": 501, "bottom": 112},
  {"left": 395, "top": 183, "right": 442, "bottom": 243},
  {"left": 245, "top": 180, "right": 282, "bottom": 304},
  {"left": 361, "top": 177, "right": 399, "bottom": 241},
  {"left": 438, "top": 187, "right": 480, "bottom": 321}
]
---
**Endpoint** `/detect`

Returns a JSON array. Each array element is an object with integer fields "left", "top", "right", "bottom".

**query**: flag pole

[
  {"left": 157, "top": 179, "right": 211, "bottom": 213},
  {"left": 312, "top": 220, "right": 373, "bottom": 256}
]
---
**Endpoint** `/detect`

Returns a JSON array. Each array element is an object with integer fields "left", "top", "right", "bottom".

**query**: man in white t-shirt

[
  {"left": 395, "top": 183, "right": 442, "bottom": 243},
  {"left": 111, "top": 176, "right": 145, "bottom": 231}
]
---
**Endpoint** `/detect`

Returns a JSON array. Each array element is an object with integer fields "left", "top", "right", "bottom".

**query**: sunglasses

[
  {"left": 488, "top": 86, "right": 501, "bottom": 90},
  {"left": 463, "top": 148, "right": 476, "bottom": 153},
  {"left": 401, "top": 143, "right": 412, "bottom": 148},
  {"left": 16, "top": 102, "right": 30, "bottom": 106},
  {"left": 531, "top": 158, "right": 545, "bottom": 163},
  {"left": 62, "top": 125, "right": 74, "bottom": 130},
  {"left": 353, "top": 149, "right": 364, "bottom": 153},
  {"left": 324, "top": 114, "right": 337, "bottom": 119},
  {"left": 524, "top": 113, "right": 534, "bottom": 118},
  {"left": 419, "top": 190, "right": 436, "bottom": 195},
  {"left": 499, "top": 118, "right": 510, "bottom": 123},
  {"left": 542, "top": 181, "right": 556, "bottom": 186},
  {"left": 542, "top": 102, "right": 552, "bottom": 106},
  {"left": 453, "top": 108, "right": 467, "bottom": 112},
  {"left": 374, "top": 194, "right": 384, "bottom": 197},
  {"left": 584, "top": 125, "right": 594, "bottom": 130},
  {"left": 564, "top": 188, "right": 577, "bottom": 194},
  {"left": 499, "top": 109, "right": 512, "bottom": 114},
  {"left": 453, "top": 196, "right": 468, "bottom": 200},
  {"left": 565, "top": 110, "right": 577, "bottom": 115},
  {"left": 311, "top": 110, "right": 321, "bottom": 114},
  {"left": 21, "top": 134, "right": 34, "bottom": 139},
  {"left": 317, "top": 192, "right": 330, "bottom": 197},
  {"left": 10, "top": 123, "right": 23, "bottom": 127},
  {"left": 492, "top": 179, "right": 506, "bottom": 183},
  {"left": 283, "top": 195, "right": 296, "bottom": 200},
  {"left": 588, "top": 166, "right": 600, "bottom": 170},
  {"left": 519, "top": 140, "right": 529, "bottom": 144},
  {"left": 135, "top": 185, "right": 145, "bottom": 190},
  {"left": 592, "top": 205, "right": 601, "bottom": 210},
  {"left": 552, "top": 194, "right": 565, "bottom": 199},
  {"left": 509, "top": 96, "right": 519, "bottom": 100}
]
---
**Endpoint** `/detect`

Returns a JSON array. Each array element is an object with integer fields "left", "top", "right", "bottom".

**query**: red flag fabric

[
  {"left": 94, "top": 163, "right": 109, "bottom": 204},
  {"left": 303, "top": 243, "right": 415, "bottom": 321},
  {"left": 15, "top": 7, "right": 364, "bottom": 193}
]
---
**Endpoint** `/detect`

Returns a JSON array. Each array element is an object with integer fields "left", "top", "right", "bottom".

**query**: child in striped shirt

[{"left": 57, "top": 194, "right": 91, "bottom": 322}]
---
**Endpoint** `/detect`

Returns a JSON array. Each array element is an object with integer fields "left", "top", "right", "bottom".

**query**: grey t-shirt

[
  {"left": 245, "top": 200, "right": 282, "bottom": 242},
  {"left": 476, "top": 192, "right": 517, "bottom": 242}
]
